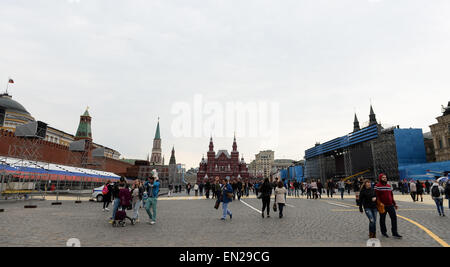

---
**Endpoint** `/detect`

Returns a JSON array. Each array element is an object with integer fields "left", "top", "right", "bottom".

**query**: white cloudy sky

[{"left": 1, "top": 0, "right": 449, "bottom": 169}]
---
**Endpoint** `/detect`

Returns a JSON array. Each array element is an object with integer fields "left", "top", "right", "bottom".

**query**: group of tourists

[
  {"left": 398, "top": 180, "right": 428, "bottom": 201},
  {"left": 259, "top": 178, "right": 362, "bottom": 200},
  {"left": 101, "top": 174, "right": 160, "bottom": 225},
  {"left": 190, "top": 178, "right": 253, "bottom": 199},
  {"left": 207, "top": 176, "right": 289, "bottom": 220},
  {"left": 99, "top": 172, "right": 450, "bottom": 242}
]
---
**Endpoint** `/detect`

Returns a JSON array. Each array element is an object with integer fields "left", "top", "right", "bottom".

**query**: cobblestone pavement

[{"left": 0, "top": 192, "right": 449, "bottom": 247}]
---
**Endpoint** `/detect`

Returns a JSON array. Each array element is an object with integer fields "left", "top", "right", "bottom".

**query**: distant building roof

[
  {"left": 216, "top": 150, "right": 231, "bottom": 159},
  {"left": 121, "top": 159, "right": 139, "bottom": 165},
  {"left": 0, "top": 93, "right": 32, "bottom": 116}
]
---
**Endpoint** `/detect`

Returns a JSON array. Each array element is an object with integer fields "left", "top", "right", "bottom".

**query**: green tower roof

[
  {"left": 76, "top": 108, "right": 92, "bottom": 139},
  {"left": 154, "top": 120, "right": 161, "bottom": 140}
]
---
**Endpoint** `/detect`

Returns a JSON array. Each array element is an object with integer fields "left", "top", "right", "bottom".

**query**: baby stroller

[
  {"left": 112, "top": 210, "right": 134, "bottom": 227},
  {"left": 112, "top": 188, "right": 135, "bottom": 227}
]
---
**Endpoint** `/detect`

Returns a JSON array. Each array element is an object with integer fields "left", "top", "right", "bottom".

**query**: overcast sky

[{"left": 1, "top": 0, "right": 449, "bottom": 169}]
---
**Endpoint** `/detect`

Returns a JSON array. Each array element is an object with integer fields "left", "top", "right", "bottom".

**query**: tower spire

[
  {"left": 369, "top": 105, "right": 377, "bottom": 125},
  {"left": 209, "top": 136, "right": 214, "bottom": 152},
  {"left": 150, "top": 118, "right": 163, "bottom": 165},
  {"left": 169, "top": 146, "right": 176, "bottom": 165},
  {"left": 154, "top": 118, "right": 161, "bottom": 139},
  {"left": 353, "top": 113, "right": 360, "bottom": 132}
]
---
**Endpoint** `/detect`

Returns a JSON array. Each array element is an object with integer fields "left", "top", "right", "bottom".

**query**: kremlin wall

[{"left": 0, "top": 93, "right": 132, "bottom": 178}]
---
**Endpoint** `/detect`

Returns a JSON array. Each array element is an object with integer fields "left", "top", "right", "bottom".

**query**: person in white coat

[
  {"left": 194, "top": 183, "right": 199, "bottom": 196},
  {"left": 274, "top": 182, "right": 287, "bottom": 218}
]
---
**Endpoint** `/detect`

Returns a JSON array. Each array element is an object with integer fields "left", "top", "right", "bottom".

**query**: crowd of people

[
  {"left": 99, "top": 172, "right": 450, "bottom": 241},
  {"left": 101, "top": 174, "right": 161, "bottom": 226}
]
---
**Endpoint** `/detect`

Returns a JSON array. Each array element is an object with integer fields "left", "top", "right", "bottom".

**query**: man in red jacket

[{"left": 375, "top": 173, "right": 402, "bottom": 239}]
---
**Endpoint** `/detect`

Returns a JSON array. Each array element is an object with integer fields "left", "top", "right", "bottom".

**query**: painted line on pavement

[
  {"left": 240, "top": 199, "right": 262, "bottom": 214},
  {"left": 286, "top": 204, "right": 295, "bottom": 208},
  {"left": 326, "top": 202, "right": 354, "bottom": 208},
  {"left": 397, "top": 215, "right": 449, "bottom": 247},
  {"left": 159, "top": 196, "right": 204, "bottom": 200}
]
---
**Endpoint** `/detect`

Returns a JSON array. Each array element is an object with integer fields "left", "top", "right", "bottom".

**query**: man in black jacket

[
  {"left": 260, "top": 178, "right": 273, "bottom": 218},
  {"left": 205, "top": 180, "right": 211, "bottom": 199}
]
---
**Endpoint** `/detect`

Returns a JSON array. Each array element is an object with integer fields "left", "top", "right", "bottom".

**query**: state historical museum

[{"left": 197, "top": 136, "right": 249, "bottom": 182}]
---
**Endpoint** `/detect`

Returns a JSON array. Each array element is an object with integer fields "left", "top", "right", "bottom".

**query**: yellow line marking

[{"left": 397, "top": 215, "right": 449, "bottom": 247}]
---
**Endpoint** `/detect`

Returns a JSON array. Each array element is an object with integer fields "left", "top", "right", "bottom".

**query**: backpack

[
  {"left": 431, "top": 186, "right": 441, "bottom": 198},
  {"left": 102, "top": 185, "right": 109, "bottom": 195}
]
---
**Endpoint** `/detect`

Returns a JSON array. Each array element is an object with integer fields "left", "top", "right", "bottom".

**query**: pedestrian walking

[
  {"left": 306, "top": 182, "right": 312, "bottom": 199},
  {"left": 359, "top": 179, "right": 378, "bottom": 238},
  {"left": 338, "top": 179, "right": 345, "bottom": 199},
  {"left": 311, "top": 179, "right": 318, "bottom": 199},
  {"left": 317, "top": 180, "right": 323, "bottom": 199},
  {"left": 375, "top": 173, "right": 402, "bottom": 239},
  {"left": 205, "top": 180, "right": 211, "bottom": 199},
  {"left": 274, "top": 182, "right": 287, "bottom": 218},
  {"left": 214, "top": 177, "right": 221, "bottom": 199},
  {"left": 236, "top": 179, "right": 243, "bottom": 200},
  {"left": 113, "top": 180, "right": 133, "bottom": 225},
  {"left": 416, "top": 180, "right": 424, "bottom": 202},
  {"left": 398, "top": 181, "right": 404, "bottom": 194},
  {"left": 144, "top": 175, "right": 160, "bottom": 225},
  {"left": 102, "top": 180, "right": 112, "bottom": 211},
  {"left": 186, "top": 183, "right": 191, "bottom": 195},
  {"left": 131, "top": 180, "right": 143, "bottom": 223},
  {"left": 430, "top": 180, "right": 445, "bottom": 217},
  {"left": 259, "top": 178, "right": 272, "bottom": 218},
  {"left": 231, "top": 180, "right": 237, "bottom": 200},
  {"left": 110, "top": 177, "right": 126, "bottom": 224},
  {"left": 220, "top": 178, "right": 233, "bottom": 221},
  {"left": 409, "top": 180, "right": 417, "bottom": 202},
  {"left": 354, "top": 178, "right": 362, "bottom": 205},
  {"left": 199, "top": 182, "right": 204, "bottom": 196},
  {"left": 293, "top": 181, "right": 298, "bottom": 197},
  {"left": 194, "top": 183, "right": 199, "bottom": 196},
  {"left": 168, "top": 183, "right": 173, "bottom": 197},
  {"left": 326, "top": 179, "right": 331, "bottom": 198},
  {"left": 425, "top": 180, "right": 431, "bottom": 195},
  {"left": 403, "top": 182, "right": 409, "bottom": 195}
]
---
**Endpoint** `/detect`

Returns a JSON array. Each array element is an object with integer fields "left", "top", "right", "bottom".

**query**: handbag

[
  {"left": 376, "top": 200, "right": 385, "bottom": 214},
  {"left": 226, "top": 192, "right": 233, "bottom": 199},
  {"left": 214, "top": 199, "right": 220, "bottom": 209},
  {"left": 273, "top": 202, "right": 277, "bottom": 212}
]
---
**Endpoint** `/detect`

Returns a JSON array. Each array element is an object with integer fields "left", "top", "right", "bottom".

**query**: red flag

[{"left": 8, "top": 79, "right": 14, "bottom": 84}]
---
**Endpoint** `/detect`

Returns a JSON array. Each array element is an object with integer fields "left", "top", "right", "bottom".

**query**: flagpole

[{"left": 6, "top": 77, "right": 10, "bottom": 95}]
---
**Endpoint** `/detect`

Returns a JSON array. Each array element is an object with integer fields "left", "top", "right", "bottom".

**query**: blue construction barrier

[
  {"left": 398, "top": 161, "right": 450, "bottom": 181},
  {"left": 394, "top": 129, "right": 427, "bottom": 166}
]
